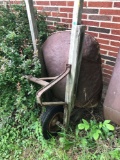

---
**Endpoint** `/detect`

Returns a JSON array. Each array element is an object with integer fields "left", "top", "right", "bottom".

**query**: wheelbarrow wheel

[{"left": 41, "top": 106, "right": 64, "bottom": 139}]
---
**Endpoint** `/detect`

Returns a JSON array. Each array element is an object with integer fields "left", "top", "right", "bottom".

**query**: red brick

[
  {"left": 67, "top": 1, "right": 74, "bottom": 6},
  {"left": 35, "top": 6, "right": 43, "bottom": 11},
  {"left": 104, "top": 69, "right": 113, "bottom": 75},
  {"left": 99, "top": 33, "right": 120, "bottom": 41},
  {"left": 82, "top": 20, "right": 99, "bottom": 27},
  {"left": 97, "top": 38, "right": 109, "bottom": 45},
  {"left": 67, "top": 1, "right": 86, "bottom": 7},
  {"left": 103, "top": 64, "right": 114, "bottom": 71},
  {"left": 113, "top": 16, "right": 120, "bottom": 22},
  {"left": 114, "top": 2, "right": 120, "bottom": 8},
  {"left": 51, "top": 1, "right": 66, "bottom": 6},
  {"left": 39, "top": 11, "right": 51, "bottom": 16},
  {"left": 100, "top": 44, "right": 119, "bottom": 53},
  {"left": 108, "top": 52, "right": 118, "bottom": 58},
  {"left": 36, "top": 1, "right": 49, "bottom": 5},
  {"left": 69, "top": 13, "right": 73, "bottom": 18},
  {"left": 111, "top": 30, "right": 120, "bottom": 35},
  {"left": 88, "top": 2, "right": 112, "bottom": 8},
  {"left": 60, "top": 8, "right": 73, "bottom": 13},
  {"left": 62, "top": 18, "right": 72, "bottom": 23},
  {"left": 86, "top": 31, "right": 98, "bottom": 38},
  {"left": 101, "top": 22, "right": 120, "bottom": 29},
  {"left": 10, "top": 1, "right": 21, "bottom": 4},
  {"left": 100, "top": 9, "right": 120, "bottom": 15},
  {"left": 84, "top": 1, "right": 87, "bottom": 7},
  {"left": 110, "top": 41, "right": 120, "bottom": 47},
  {"left": 46, "top": 12, "right": 52, "bottom": 16},
  {"left": 100, "top": 49, "right": 107, "bottom": 55},
  {"left": 52, "top": 12, "right": 67, "bottom": 18},
  {"left": 82, "top": 14, "right": 87, "bottom": 19}
]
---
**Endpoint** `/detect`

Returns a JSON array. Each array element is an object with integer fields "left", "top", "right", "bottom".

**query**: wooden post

[
  {"left": 64, "top": 0, "right": 85, "bottom": 127},
  {"left": 3, "top": 1, "right": 9, "bottom": 9},
  {"left": 72, "top": 0, "right": 84, "bottom": 25},
  {"left": 25, "top": 0, "right": 40, "bottom": 56}
]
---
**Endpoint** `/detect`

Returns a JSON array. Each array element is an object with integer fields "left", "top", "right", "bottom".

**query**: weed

[
  {"left": 78, "top": 119, "right": 114, "bottom": 140},
  {"left": 0, "top": 4, "right": 47, "bottom": 159}
]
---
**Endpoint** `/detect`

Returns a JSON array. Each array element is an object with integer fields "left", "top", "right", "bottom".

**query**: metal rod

[
  {"left": 36, "top": 64, "right": 71, "bottom": 105},
  {"left": 42, "top": 102, "right": 67, "bottom": 106}
]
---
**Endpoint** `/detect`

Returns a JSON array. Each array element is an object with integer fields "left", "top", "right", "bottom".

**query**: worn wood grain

[
  {"left": 64, "top": 0, "right": 85, "bottom": 127},
  {"left": 25, "top": 0, "right": 40, "bottom": 56}
]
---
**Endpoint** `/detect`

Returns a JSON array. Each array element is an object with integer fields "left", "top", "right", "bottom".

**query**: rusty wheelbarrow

[
  {"left": 25, "top": 0, "right": 102, "bottom": 139},
  {"left": 25, "top": 31, "right": 102, "bottom": 139}
]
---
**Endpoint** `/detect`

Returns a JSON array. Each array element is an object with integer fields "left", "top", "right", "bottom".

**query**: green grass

[
  {"left": 1, "top": 113, "right": 120, "bottom": 160},
  {"left": 6, "top": 129, "right": 120, "bottom": 160}
]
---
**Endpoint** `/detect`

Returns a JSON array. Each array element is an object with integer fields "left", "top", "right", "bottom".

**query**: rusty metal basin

[
  {"left": 42, "top": 31, "right": 102, "bottom": 108},
  {"left": 104, "top": 48, "right": 120, "bottom": 125}
]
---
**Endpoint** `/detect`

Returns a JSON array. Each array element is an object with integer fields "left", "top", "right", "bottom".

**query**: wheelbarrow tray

[{"left": 42, "top": 31, "right": 103, "bottom": 108}]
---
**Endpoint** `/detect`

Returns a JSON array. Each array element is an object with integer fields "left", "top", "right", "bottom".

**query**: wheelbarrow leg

[
  {"left": 64, "top": 0, "right": 86, "bottom": 128},
  {"left": 64, "top": 25, "right": 85, "bottom": 128}
]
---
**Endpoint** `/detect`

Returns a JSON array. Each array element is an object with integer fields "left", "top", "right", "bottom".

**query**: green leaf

[
  {"left": 105, "top": 124, "right": 114, "bottom": 131},
  {"left": 82, "top": 119, "right": 89, "bottom": 125},
  {"left": 81, "top": 138, "right": 88, "bottom": 147},
  {"left": 93, "top": 132, "right": 99, "bottom": 140},
  {"left": 99, "top": 122, "right": 103, "bottom": 129},
  {"left": 59, "top": 137, "right": 65, "bottom": 144},
  {"left": 78, "top": 124, "right": 85, "bottom": 130},
  {"left": 92, "top": 129, "right": 101, "bottom": 140},
  {"left": 75, "top": 128, "right": 79, "bottom": 136},
  {"left": 103, "top": 120, "right": 111, "bottom": 125},
  {"left": 82, "top": 119, "right": 90, "bottom": 131}
]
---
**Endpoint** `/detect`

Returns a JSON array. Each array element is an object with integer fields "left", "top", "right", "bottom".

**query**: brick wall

[
  {"left": 2, "top": 0, "right": 120, "bottom": 85},
  {"left": 33, "top": 0, "right": 120, "bottom": 85}
]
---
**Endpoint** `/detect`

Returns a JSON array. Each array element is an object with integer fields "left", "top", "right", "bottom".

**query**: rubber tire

[{"left": 41, "top": 106, "right": 64, "bottom": 139}]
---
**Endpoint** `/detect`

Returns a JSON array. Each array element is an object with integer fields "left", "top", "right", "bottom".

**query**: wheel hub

[{"left": 48, "top": 112, "right": 63, "bottom": 132}]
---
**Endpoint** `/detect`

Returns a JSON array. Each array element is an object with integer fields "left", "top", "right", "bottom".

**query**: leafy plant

[
  {"left": 78, "top": 119, "right": 114, "bottom": 141},
  {"left": 109, "top": 148, "right": 120, "bottom": 160},
  {"left": 0, "top": 4, "right": 49, "bottom": 159},
  {"left": 59, "top": 131, "right": 74, "bottom": 150}
]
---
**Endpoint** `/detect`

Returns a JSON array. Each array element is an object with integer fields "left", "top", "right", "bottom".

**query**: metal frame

[{"left": 24, "top": 64, "right": 71, "bottom": 106}]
